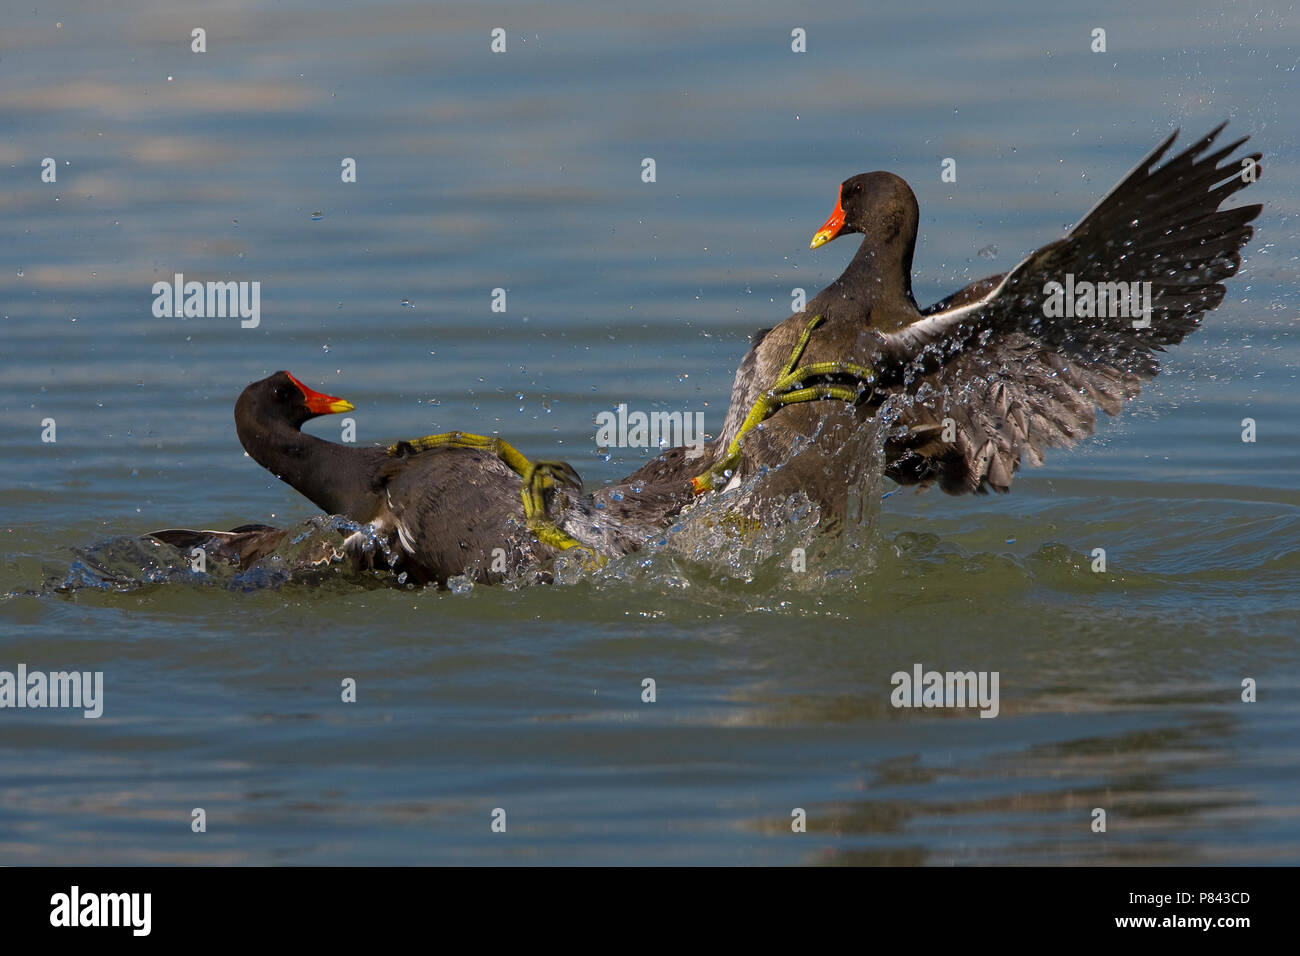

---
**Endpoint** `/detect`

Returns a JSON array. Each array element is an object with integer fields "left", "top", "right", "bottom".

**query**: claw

[
  {"left": 691, "top": 314, "right": 875, "bottom": 494},
  {"left": 386, "top": 430, "right": 595, "bottom": 558},
  {"left": 532, "top": 459, "right": 584, "bottom": 493}
]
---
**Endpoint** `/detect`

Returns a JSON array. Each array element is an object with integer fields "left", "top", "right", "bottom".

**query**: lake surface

[{"left": 1, "top": 0, "right": 1297, "bottom": 864}]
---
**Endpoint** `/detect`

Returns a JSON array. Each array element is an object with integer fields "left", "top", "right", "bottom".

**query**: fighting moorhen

[
  {"left": 692, "top": 124, "right": 1262, "bottom": 522},
  {"left": 168, "top": 371, "right": 700, "bottom": 585},
  {"left": 147, "top": 125, "right": 1261, "bottom": 586}
]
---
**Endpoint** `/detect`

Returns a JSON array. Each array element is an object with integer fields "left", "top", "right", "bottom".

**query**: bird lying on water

[
  {"left": 148, "top": 124, "right": 1260, "bottom": 585},
  {"left": 145, "top": 371, "right": 699, "bottom": 585}
]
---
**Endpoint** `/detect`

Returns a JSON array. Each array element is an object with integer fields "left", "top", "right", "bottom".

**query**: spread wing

[{"left": 878, "top": 123, "right": 1262, "bottom": 493}]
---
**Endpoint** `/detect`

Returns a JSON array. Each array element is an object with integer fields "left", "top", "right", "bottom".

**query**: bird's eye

[{"left": 273, "top": 388, "right": 286, "bottom": 399}]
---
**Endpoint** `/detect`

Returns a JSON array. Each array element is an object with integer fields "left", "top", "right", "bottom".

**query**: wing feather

[{"left": 879, "top": 124, "right": 1261, "bottom": 493}]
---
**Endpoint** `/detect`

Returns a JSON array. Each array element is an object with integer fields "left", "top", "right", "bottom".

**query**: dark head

[
  {"left": 809, "top": 172, "right": 920, "bottom": 252},
  {"left": 233, "top": 372, "right": 369, "bottom": 519},
  {"left": 235, "top": 370, "right": 354, "bottom": 433}
]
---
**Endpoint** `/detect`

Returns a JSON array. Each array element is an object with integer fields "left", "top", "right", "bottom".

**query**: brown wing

[
  {"left": 879, "top": 123, "right": 1262, "bottom": 493},
  {"left": 144, "top": 524, "right": 288, "bottom": 569}
]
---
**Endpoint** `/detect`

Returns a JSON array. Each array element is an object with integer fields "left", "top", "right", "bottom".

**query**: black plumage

[{"left": 705, "top": 124, "right": 1261, "bottom": 506}]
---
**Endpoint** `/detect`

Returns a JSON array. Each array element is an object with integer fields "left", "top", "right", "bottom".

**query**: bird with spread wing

[{"left": 692, "top": 124, "right": 1262, "bottom": 516}]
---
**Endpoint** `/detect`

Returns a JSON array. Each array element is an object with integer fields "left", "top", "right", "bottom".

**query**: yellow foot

[
  {"left": 388, "top": 431, "right": 600, "bottom": 560},
  {"left": 691, "top": 314, "right": 875, "bottom": 494}
]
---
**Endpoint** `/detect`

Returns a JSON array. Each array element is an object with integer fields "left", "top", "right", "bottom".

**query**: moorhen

[
  {"left": 692, "top": 124, "right": 1262, "bottom": 520},
  {"left": 146, "top": 372, "right": 701, "bottom": 585}
]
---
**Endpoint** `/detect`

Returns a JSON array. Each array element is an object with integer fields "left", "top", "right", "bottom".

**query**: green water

[{"left": 1, "top": 0, "right": 1297, "bottom": 864}]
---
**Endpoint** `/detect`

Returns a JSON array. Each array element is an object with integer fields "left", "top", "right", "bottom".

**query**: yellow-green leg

[
  {"left": 388, "top": 431, "right": 533, "bottom": 475},
  {"left": 388, "top": 431, "right": 598, "bottom": 559},
  {"left": 691, "top": 316, "right": 875, "bottom": 493}
]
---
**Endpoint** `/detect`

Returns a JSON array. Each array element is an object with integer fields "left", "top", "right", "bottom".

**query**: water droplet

[
  {"left": 311, "top": 210, "right": 324, "bottom": 221},
  {"left": 977, "top": 243, "right": 998, "bottom": 259}
]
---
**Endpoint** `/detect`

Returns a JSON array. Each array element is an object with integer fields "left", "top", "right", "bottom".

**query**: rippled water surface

[{"left": 2, "top": 0, "right": 1297, "bottom": 864}]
